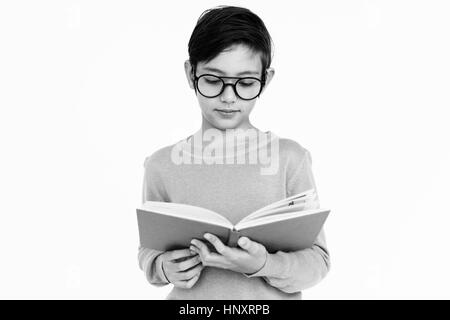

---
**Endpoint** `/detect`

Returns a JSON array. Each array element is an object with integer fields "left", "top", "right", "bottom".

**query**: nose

[{"left": 220, "top": 84, "right": 237, "bottom": 103}]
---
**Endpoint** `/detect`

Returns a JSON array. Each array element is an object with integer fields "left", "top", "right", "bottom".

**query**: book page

[
  {"left": 251, "top": 189, "right": 315, "bottom": 214},
  {"left": 140, "top": 201, "right": 233, "bottom": 228},
  {"left": 238, "top": 189, "right": 317, "bottom": 224},
  {"left": 236, "top": 207, "right": 328, "bottom": 231},
  {"left": 239, "top": 202, "right": 309, "bottom": 224}
]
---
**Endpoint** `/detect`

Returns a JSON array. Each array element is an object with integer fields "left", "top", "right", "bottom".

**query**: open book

[{"left": 136, "top": 189, "right": 330, "bottom": 253}]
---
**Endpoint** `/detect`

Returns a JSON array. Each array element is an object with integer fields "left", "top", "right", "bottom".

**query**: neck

[{"left": 201, "top": 118, "right": 258, "bottom": 136}]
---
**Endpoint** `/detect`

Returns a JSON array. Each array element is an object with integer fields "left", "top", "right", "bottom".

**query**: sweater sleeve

[
  {"left": 245, "top": 149, "right": 331, "bottom": 293},
  {"left": 137, "top": 155, "right": 170, "bottom": 286}
]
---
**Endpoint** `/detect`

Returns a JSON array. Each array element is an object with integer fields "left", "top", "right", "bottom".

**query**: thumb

[{"left": 238, "top": 237, "right": 258, "bottom": 254}]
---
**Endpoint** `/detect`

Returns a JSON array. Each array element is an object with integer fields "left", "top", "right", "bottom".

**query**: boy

[{"left": 138, "top": 5, "right": 330, "bottom": 299}]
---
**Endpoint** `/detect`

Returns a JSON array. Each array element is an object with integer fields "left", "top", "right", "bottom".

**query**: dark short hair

[{"left": 188, "top": 5, "right": 273, "bottom": 83}]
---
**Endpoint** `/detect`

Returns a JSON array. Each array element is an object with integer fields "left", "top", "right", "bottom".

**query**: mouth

[
  {"left": 215, "top": 109, "right": 240, "bottom": 118},
  {"left": 215, "top": 109, "right": 240, "bottom": 113}
]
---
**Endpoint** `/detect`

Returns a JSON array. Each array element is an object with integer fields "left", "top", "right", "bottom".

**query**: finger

[
  {"left": 176, "top": 254, "right": 201, "bottom": 272},
  {"left": 177, "top": 263, "right": 203, "bottom": 281},
  {"left": 191, "top": 239, "right": 225, "bottom": 266},
  {"left": 190, "top": 246, "right": 201, "bottom": 259},
  {"left": 167, "top": 249, "right": 194, "bottom": 261},
  {"left": 190, "top": 245, "right": 198, "bottom": 255},
  {"left": 191, "top": 239, "right": 210, "bottom": 257},
  {"left": 183, "top": 273, "right": 200, "bottom": 289},
  {"left": 238, "top": 237, "right": 261, "bottom": 255},
  {"left": 203, "top": 233, "right": 230, "bottom": 256}
]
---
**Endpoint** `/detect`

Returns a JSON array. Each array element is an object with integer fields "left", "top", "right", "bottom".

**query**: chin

[
  {"left": 209, "top": 118, "right": 242, "bottom": 131},
  {"left": 213, "top": 122, "right": 240, "bottom": 131}
]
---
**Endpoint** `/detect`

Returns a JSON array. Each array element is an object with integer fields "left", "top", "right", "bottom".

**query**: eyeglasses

[{"left": 193, "top": 73, "right": 265, "bottom": 101}]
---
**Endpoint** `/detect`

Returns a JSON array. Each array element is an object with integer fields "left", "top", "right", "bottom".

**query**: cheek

[
  {"left": 240, "top": 101, "right": 256, "bottom": 114},
  {"left": 197, "top": 97, "right": 217, "bottom": 112}
]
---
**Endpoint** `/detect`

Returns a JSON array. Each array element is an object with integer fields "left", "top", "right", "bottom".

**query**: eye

[
  {"left": 202, "top": 75, "right": 222, "bottom": 84},
  {"left": 205, "top": 79, "right": 221, "bottom": 84},
  {"left": 238, "top": 79, "right": 258, "bottom": 87}
]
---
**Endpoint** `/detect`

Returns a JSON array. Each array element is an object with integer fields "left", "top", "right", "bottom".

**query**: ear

[
  {"left": 184, "top": 60, "right": 195, "bottom": 90},
  {"left": 260, "top": 67, "right": 275, "bottom": 95}
]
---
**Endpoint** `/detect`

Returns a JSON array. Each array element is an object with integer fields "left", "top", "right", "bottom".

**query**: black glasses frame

[{"left": 193, "top": 72, "right": 266, "bottom": 101}]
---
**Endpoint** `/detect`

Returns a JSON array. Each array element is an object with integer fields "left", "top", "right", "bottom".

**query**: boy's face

[{"left": 185, "top": 44, "right": 274, "bottom": 131}]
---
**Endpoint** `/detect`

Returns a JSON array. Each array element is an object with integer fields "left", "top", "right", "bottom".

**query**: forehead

[{"left": 197, "top": 44, "right": 262, "bottom": 76}]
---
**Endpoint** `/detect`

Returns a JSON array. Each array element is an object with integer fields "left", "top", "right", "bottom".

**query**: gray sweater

[{"left": 138, "top": 130, "right": 330, "bottom": 299}]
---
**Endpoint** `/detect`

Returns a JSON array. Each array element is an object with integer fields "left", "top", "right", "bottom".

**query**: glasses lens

[
  {"left": 197, "top": 75, "right": 223, "bottom": 97},
  {"left": 236, "top": 78, "right": 262, "bottom": 100}
]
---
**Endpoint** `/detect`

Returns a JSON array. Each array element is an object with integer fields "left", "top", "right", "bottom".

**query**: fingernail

[{"left": 203, "top": 233, "right": 211, "bottom": 240}]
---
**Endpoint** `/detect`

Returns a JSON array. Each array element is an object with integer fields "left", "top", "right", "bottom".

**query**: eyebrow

[{"left": 201, "top": 67, "right": 260, "bottom": 77}]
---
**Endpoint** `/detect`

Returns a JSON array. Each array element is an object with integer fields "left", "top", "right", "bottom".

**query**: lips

[{"left": 215, "top": 109, "right": 240, "bottom": 113}]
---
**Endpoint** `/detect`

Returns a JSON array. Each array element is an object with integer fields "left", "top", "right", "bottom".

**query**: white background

[{"left": 1, "top": 0, "right": 449, "bottom": 299}]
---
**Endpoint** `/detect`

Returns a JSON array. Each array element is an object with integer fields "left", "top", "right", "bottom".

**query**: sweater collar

[{"left": 179, "top": 128, "right": 278, "bottom": 161}]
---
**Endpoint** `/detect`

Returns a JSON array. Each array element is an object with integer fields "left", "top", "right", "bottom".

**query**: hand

[
  {"left": 190, "top": 233, "right": 268, "bottom": 275},
  {"left": 157, "top": 249, "right": 204, "bottom": 289}
]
